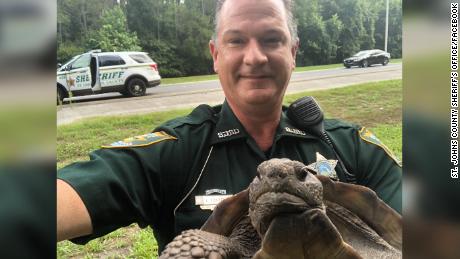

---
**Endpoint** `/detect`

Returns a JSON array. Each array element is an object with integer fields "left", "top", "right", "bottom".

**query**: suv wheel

[
  {"left": 125, "top": 78, "right": 147, "bottom": 97},
  {"left": 361, "top": 60, "right": 368, "bottom": 68}
]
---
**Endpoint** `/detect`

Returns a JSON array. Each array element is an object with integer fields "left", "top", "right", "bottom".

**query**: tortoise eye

[
  {"left": 302, "top": 166, "right": 318, "bottom": 176},
  {"left": 296, "top": 168, "right": 308, "bottom": 181}
]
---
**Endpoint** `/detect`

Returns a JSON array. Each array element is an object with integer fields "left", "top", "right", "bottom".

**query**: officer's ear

[
  {"left": 291, "top": 37, "right": 299, "bottom": 70},
  {"left": 209, "top": 39, "right": 219, "bottom": 73}
]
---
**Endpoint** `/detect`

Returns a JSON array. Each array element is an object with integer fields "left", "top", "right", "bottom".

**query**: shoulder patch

[
  {"left": 359, "top": 127, "right": 402, "bottom": 166},
  {"left": 102, "top": 131, "right": 177, "bottom": 148}
]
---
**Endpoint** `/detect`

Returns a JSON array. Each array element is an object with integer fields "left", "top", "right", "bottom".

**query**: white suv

[{"left": 57, "top": 50, "right": 161, "bottom": 103}]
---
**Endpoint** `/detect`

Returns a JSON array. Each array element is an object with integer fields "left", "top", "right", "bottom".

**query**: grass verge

[{"left": 57, "top": 79, "right": 401, "bottom": 258}]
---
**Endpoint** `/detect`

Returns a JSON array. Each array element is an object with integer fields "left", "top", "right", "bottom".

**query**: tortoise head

[{"left": 249, "top": 158, "right": 324, "bottom": 237}]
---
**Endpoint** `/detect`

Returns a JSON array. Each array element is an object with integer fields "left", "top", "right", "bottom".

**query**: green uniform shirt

[{"left": 58, "top": 101, "right": 402, "bottom": 252}]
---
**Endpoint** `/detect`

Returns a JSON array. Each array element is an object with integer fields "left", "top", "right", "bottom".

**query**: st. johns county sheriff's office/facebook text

[{"left": 451, "top": 2, "right": 458, "bottom": 179}]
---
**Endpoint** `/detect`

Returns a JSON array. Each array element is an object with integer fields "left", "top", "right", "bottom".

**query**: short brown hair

[{"left": 212, "top": 0, "right": 298, "bottom": 45}]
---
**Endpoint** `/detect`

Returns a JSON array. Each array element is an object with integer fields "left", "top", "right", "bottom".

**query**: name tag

[{"left": 195, "top": 195, "right": 233, "bottom": 211}]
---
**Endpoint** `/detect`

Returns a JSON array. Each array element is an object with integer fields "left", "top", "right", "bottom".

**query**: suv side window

[
  {"left": 99, "top": 55, "right": 126, "bottom": 67},
  {"left": 70, "top": 54, "right": 91, "bottom": 70},
  {"left": 129, "top": 54, "right": 153, "bottom": 63}
]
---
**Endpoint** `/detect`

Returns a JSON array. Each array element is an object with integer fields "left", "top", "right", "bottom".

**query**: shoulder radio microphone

[{"left": 287, "top": 96, "right": 356, "bottom": 183}]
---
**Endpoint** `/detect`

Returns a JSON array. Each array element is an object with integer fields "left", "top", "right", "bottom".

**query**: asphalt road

[{"left": 57, "top": 63, "right": 401, "bottom": 125}]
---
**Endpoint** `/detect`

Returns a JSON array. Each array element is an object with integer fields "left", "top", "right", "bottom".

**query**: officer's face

[{"left": 210, "top": 0, "right": 298, "bottom": 109}]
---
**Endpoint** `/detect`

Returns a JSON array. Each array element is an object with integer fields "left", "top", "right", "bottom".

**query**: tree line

[{"left": 57, "top": 0, "right": 402, "bottom": 77}]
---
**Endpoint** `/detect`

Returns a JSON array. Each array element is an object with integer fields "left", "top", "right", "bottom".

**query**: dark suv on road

[{"left": 343, "top": 49, "right": 390, "bottom": 68}]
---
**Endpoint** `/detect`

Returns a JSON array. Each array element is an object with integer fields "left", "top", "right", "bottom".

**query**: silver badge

[{"left": 306, "top": 152, "right": 338, "bottom": 179}]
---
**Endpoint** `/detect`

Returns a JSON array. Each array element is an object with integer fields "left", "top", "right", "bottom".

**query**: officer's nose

[{"left": 243, "top": 39, "right": 268, "bottom": 66}]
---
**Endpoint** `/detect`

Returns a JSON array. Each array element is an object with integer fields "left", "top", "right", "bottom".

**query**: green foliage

[
  {"left": 57, "top": 0, "right": 402, "bottom": 75},
  {"left": 374, "top": 0, "right": 403, "bottom": 58},
  {"left": 57, "top": 42, "right": 85, "bottom": 64},
  {"left": 294, "top": 0, "right": 401, "bottom": 66},
  {"left": 85, "top": 6, "right": 141, "bottom": 51},
  {"left": 144, "top": 39, "right": 184, "bottom": 77},
  {"left": 295, "top": 0, "right": 328, "bottom": 65},
  {"left": 57, "top": 0, "right": 117, "bottom": 45},
  {"left": 174, "top": 6, "right": 213, "bottom": 75},
  {"left": 126, "top": 0, "right": 214, "bottom": 77}
]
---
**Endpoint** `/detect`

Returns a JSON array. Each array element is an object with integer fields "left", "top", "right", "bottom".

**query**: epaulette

[
  {"left": 157, "top": 104, "right": 218, "bottom": 131},
  {"left": 324, "top": 118, "right": 360, "bottom": 131}
]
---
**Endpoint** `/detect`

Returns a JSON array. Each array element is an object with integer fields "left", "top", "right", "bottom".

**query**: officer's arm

[
  {"left": 353, "top": 127, "right": 402, "bottom": 213},
  {"left": 57, "top": 179, "right": 92, "bottom": 241}
]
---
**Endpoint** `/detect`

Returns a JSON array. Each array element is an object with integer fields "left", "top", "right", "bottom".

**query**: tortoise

[{"left": 160, "top": 158, "right": 402, "bottom": 259}]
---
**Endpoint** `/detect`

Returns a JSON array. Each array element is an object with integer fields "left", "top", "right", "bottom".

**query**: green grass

[
  {"left": 160, "top": 59, "right": 402, "bottom": 85},
  {"left": 57, "top": 79, "right": 401, "bottom": 258},
  {"left": 57, "top": 109, "right": 191, "bottom": 167},
  {"left": 161, "top": 74, "right": 218, "bottom": 85},
  {"left": 294, "top": 63, "right": 344, "bottom": 72},
  {"left": 57, "top": 226, "right": 138, "bottom": 258},
  {"left": 372, "top": 123, "right": 402, "bottom": 159},
  {"left": 284, "top": 80, "right": 402, "bottom": 127}
]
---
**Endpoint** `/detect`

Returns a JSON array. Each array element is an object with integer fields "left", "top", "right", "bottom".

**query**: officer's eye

[
  {"left": 264, "top": 37, "right": 281, "bottom": 44},
  {"left": 261, "top": 34, "right": 284, "bottom": 47},
  {"left": 228, "top": 38, "right": 245, "bottom": 45}
]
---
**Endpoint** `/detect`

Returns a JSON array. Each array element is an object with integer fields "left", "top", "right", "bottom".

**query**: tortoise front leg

[
  {"left": 201, "top": 189, "right": 249, "bottom": 236},
  {"left": 316, "top": 175, "right": 402, "bottom": 250},
  {"left": 161, "top": 190, "right": 252, "bottom": 259},
  {"left": 159, "top": 229, "right": 243, "bottom": 259},
  {"left": 252, "top": 209, "right": 363, "bottom": 259}
]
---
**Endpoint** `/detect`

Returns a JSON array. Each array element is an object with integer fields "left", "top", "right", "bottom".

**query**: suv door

[
  {"left": 98, "top": 54, "right": 127, "bottom": 91},
  {"left": 66, "top": 54, "right": 92, "bottom": 93}
]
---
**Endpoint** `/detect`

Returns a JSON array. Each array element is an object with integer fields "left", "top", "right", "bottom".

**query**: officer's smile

[
  {"left": 240, "top": 74, "right": 271, "bottom": 79},
  {"left": 239, "top": 74, "right": 273, "bottom": 84}
]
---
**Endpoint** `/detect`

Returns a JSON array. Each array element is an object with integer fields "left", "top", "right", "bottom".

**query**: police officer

[{"left": 57, "top": 0, "right": 402, "bottom": 253}]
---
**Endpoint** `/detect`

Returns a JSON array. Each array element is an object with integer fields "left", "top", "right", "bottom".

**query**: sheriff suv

[{"left": 57, "top": 50, "right": 161, "bottom": 103}]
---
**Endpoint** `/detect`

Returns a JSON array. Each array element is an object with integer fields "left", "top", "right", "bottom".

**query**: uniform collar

[
  {"left": 210, "top": 102, "right": 316, "bottom": 145},
  {"left": 210, "top": 101, "right": 248, "bottom": 144},
  {"left": 275, "top": 107, "right": 317, "bottom": 140}
]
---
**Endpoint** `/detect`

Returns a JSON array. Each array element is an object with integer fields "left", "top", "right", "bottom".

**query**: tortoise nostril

[{"left": 268, "top": 170, "right": 286, "bottom": 179}]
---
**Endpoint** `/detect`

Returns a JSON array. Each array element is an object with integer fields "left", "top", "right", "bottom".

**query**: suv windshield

[
  {"left": 58, "top": 55, "right": 80, "bottom": 71},
  {"left": 70, "top": 54, "right": 91, "bottom": 70}
]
